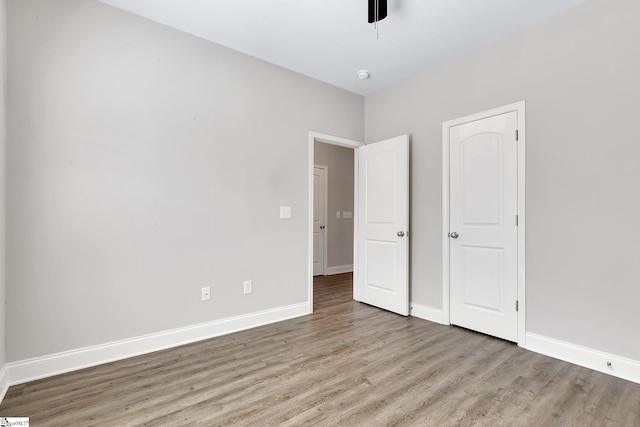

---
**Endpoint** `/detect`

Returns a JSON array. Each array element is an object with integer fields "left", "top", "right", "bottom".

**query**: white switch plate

[
  {"left": 343, "top": 211, "right": 353, "bottom": 219},
  {"left": 243, "top": 280, "right": 253, "bottom": 295},
  {"left": 280, "top": 206, "right": 292, "bottom": 219},
  {"left": 336, "top": 211, "right": 341, "bottom": 218},
  {"left": 201, "top": 286, "right": 211, "bottom": 301}
]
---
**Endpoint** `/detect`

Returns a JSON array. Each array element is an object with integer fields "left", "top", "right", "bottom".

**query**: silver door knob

[
  {"left": 449, "top": 232, "right": 459, "bottom": 239},
  {"left": 397, "top": 231, "right": 405, "bottom": 237},
  {"left": 320, "top": 225, "right": 325, "bottom": 229}
]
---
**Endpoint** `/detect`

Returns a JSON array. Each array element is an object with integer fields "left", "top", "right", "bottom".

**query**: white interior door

[
  {"left": 313, "top": 166, "right": 327, "bottom": 276},
  {"left": 356, "top": 135, "right": 409, "bottom": 316},
  {"left": 449, "top": 112, "right": 518, "bottom": 342}
]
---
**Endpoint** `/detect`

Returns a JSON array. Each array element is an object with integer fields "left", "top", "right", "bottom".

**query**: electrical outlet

[
  {"left": 201, "top": 286, "right": 211, "bottom": 301},
  {"left": 243, "top": 280, "right": 253, "bottom": 295}
]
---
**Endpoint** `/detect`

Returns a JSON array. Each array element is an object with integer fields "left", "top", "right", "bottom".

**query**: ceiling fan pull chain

[
  {"left": 368, "top": 0, "right": 385, "bottom": 39},
  {"left": 374, "top": 0, "right": 377, "bottom": 29},
  {"left": 376, "top": 0, "right": 380, "bottom": 39}
]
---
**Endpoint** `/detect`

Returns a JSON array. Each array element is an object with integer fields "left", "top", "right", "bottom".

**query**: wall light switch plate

[
  {"left": 280, "top": 206, "right": 292, "bottom": 219},
  {"left": 343, "top": 211, "right": 353, "bottom": 219},
  {"left": 243, "top": 280, "right": 253, "bottom": 295},
  {"left": 336, "top": 211, "right": 341, "bottom": 218}
]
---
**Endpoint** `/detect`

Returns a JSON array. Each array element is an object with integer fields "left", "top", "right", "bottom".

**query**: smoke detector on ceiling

[{"left": 358, "top": 70, "right": 371, "bottom": 80}]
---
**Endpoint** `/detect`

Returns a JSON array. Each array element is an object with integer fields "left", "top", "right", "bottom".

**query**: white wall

[
  {"left": 7, "top": 0, "right": 363, "bottom": 362},
  {"left": 365, "top": 0, "right": 640, "bottom": 360},
  {"left": 0, "top": 0, "right": 6, "bottom": 371},
  {"left": 314, "top": 142, "right": 354, "bottom": 271}
]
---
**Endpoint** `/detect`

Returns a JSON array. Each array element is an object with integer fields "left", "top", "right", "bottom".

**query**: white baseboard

[
  {"left": 526, "top": 332, "right": 640, "bottom": 384},
  {"left": 324, "top": 264, "right": 353, "bottom": 275},
  {"left": 7, "top": 303, "right": 310, "bottom": 387},
  {"left": 0, "top": 364, "right": 9, "bottom": 402},
  {"left": 410, "top": 303, "right": 447, "bottom": 325}
]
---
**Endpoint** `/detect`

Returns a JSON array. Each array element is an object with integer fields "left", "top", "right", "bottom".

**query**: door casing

[{"left": 442, "top": 101, "right": 527, "bottom": 347}]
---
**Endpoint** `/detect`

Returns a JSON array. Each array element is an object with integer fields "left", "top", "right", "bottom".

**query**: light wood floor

[{"left": 2, "top": 273, "right": 639, "bottom": 426}]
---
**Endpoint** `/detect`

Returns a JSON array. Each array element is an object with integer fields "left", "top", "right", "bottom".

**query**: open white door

[{"left": 356, "top": 135, "right": 409, "bottom": 316}]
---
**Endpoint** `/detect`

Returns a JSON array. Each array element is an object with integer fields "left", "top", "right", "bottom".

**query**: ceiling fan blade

[{"left": 368, "top": 0, "right": 388, "bottom": 23}]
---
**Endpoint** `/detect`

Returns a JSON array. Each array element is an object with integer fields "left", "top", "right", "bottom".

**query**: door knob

[
  {"left": 320, "top": 225, "right": 325, "bottom": 229},
  {"left": 449, "top": 232, "right": 459, "bottom": 239},
  {"left": 397, "top": 231, "right": 405, "bottom": 237}
]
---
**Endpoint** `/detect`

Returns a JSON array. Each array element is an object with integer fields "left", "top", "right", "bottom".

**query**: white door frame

[
  {"left": 313, "top": 164, "right": 329, "bottom": 276},
  {"left": 308, "top": 132, "right": 364, "bottom": 313},
  {"left": 442, "top": 101, "right": 527, "bottom": 347}
]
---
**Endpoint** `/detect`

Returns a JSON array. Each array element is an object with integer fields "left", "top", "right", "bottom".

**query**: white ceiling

[{"left": 98, "top": 0, "right": 588, "bottom": 96}]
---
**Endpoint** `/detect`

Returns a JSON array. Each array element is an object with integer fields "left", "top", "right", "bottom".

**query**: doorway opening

[
  {"left": 308, "top": 132, "right": 411, "bottom": 317},
  {"left": 308, "top": 132, "right": 362, "bottom": 313},
  {"left": 313, "top": 145, "right": 356, "bottom": 278}
]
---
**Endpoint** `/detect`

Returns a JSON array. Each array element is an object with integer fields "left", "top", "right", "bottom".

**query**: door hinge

[
  {"left": 515, "top": 130, "right": 519, "bottom": 141},
  {"left": 516, "top": 300, "right": 519, "bottom": 312},
  {"left": 516, "top": 215, "right": 519, "bottom": 226}
]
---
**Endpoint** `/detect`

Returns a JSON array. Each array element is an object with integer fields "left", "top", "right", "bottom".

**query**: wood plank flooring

[{"left": 2, "top": 272, "right": 639, "bottom": 426}]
